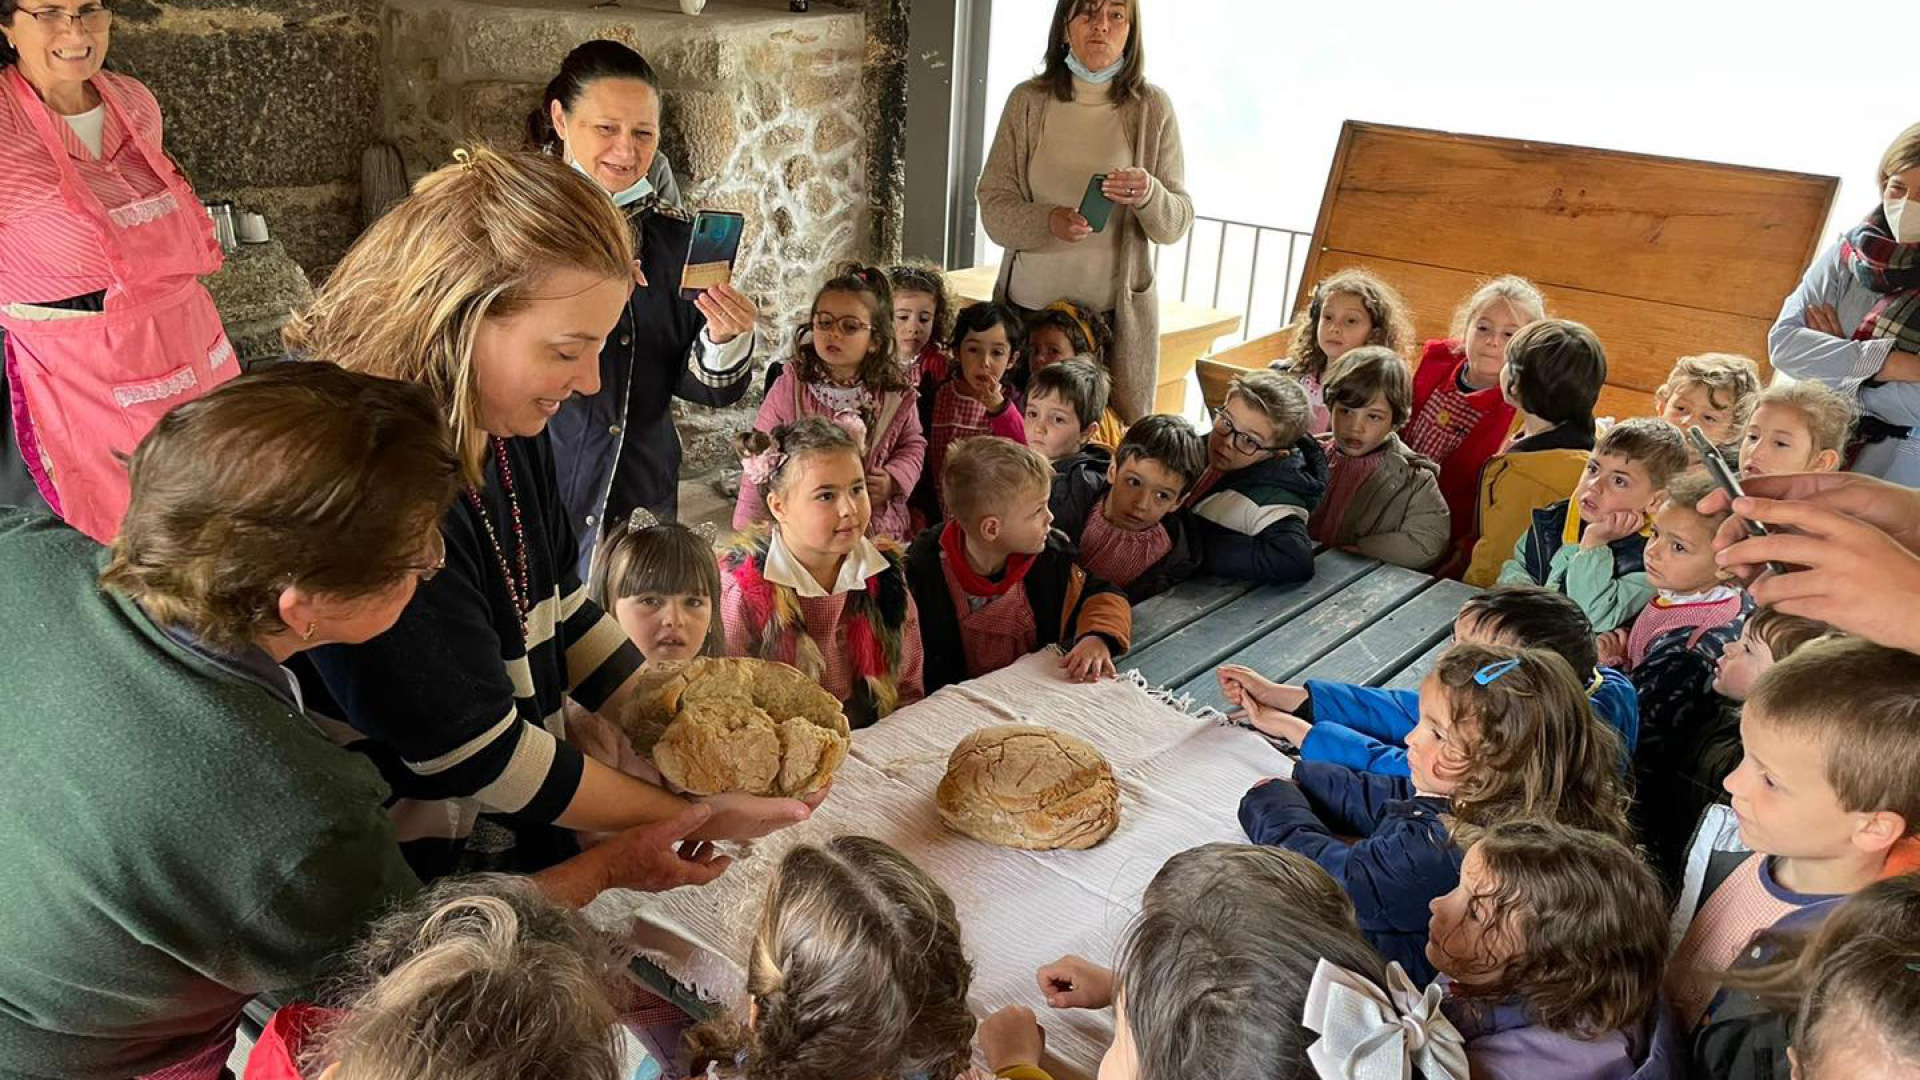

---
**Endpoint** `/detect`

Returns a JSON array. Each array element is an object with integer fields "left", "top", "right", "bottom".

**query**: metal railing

[{"left": 1153, "top": 215, "right": 1315, "bottom": 344}]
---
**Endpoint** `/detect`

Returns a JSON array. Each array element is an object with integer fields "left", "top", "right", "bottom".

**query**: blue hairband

[{"left": 1474, "top": 658, "right": 1522, "bottom": 685}]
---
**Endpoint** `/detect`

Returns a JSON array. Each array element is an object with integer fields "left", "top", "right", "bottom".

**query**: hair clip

[
  {"left": 451, "top": 147, "right": 474, "bottom": 170},
  {"left": 626, "top": 507, "right": 663, "bottom": 534},
  {"left": 1474, "top": 658, "right": 1523, "bottom": 686},
  {"left": 741, "top": 446, "right": 787, "bottom": 487}
]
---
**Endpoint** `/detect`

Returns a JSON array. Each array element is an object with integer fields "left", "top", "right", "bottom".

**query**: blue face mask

[
  {"left": 569, "top": 156, "right": 653, "bottom": 207},
  {"left": 1065, "top": 47, "right": 1125, "bottom": 85}
]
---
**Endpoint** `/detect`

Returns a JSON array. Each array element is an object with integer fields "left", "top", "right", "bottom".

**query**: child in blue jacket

[
  {"left": 1239, "top": 643, "right": 1634, "bottom": 986},
  {"left": 1186, "top": 371, "right": 1328, "bottom": 584},
  {"left": 1221, "top": 585, "right": 1638, "bottom": 776}
]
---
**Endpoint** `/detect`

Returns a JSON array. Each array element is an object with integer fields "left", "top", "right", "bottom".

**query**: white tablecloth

[{"left": 586, "top": 651, "right": 1293, "bottom": 1079}]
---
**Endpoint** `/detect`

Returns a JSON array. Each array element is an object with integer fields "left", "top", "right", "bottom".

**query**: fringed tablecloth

[{"left": 585, "top": 650, "right": 1294, "bottom": 1079}]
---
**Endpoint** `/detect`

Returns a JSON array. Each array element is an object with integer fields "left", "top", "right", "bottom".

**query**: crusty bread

[
  {"left": 622, "top": 657, "right": 849, "bottom": 797},
  {"left": 936, "top": 725, "right": 1119, "bottom": 850}
]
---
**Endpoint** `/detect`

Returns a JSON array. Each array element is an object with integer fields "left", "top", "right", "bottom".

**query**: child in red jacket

[{"left": 1404, "top": 276, "right": 1548, "bottom": 569}]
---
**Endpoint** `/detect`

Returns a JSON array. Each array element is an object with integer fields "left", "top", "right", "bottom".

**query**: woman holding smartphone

[
  {"left": 532, "top": 39, "right": 760, "bottom": 576},
  {"left": 977, "top": 0, "right": 1192, "bottom": 423}
]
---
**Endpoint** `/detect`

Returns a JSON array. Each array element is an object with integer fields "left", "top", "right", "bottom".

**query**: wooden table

[{"left": 946, "top": 263, "right": 1242, "bottom": 414}]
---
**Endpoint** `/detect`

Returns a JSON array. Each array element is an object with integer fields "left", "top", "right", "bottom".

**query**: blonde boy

[
  {"left": 1738, "top": 379, "right": 1855, "bottom": 478},
  {"left": 1668, "top": 636, "right": 1920, "bottom": 1030},
  {"left": 1655, "top": 353, "right": 1762, "bottom": 459},
  {"left": 905, "top": 437, "right": 1130, "bottom": 693},
  {"left": 1497, "top": 417, "right": 1689, "bottom": 633}
]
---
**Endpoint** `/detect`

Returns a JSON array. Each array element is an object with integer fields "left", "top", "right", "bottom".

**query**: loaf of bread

[
  {"left": 620, "top": 657, "right": 849, "bottom": 797},
  {"left": 936, "top": 725, "right": 1119, "bottom": 850}
]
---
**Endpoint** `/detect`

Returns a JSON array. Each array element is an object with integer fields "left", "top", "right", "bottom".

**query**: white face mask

[
  {"left": 1065, "top": 48, "right": 1124, "bottom": 84},
  {"left": 1887, "top": 197, "right": 1920, "bottom": 245},
  {"left": 569, "top": 156, "right": 653, "bottom": 208}
]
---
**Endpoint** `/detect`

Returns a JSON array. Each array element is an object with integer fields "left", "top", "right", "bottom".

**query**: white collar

[
  {"left": 1656, "top": 585, "right": 1740, "bottom": 606},
  {"left": 764, "top": 527, "right": 889, "bottom": 599}
]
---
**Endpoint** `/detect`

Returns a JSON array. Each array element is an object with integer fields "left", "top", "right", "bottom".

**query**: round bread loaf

[
  {"left": 936, "top": 725, "right": 1119, "bottom": 850},
  {"left": 620, "top": 657, "right": 850, "bottom": 797}
]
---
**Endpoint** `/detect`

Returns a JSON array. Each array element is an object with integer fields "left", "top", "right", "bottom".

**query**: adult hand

[
  {"left": 1217, "top": 664, "right": 1307, "bottom": 713},
  {"left": 1060, "top": 636, "right": 1116, "bottom": 682},
  {"left": 1102, "top": 166, "right": 1153, "bottom": 208},
  {"left": 687, "top": 787, "right": 823, "bottom": 842},
  {"left": 1580, "top": 510, "right": 1645, "bottom": 550},
  {"left": 866, "top": 468, "right": 895, "bottom": 504},
  {"left": 696, "top": 283, "right": 758, "bottom": 345},
  {"left": 1037, "top": 955, "right": 1115, "bottom": 1010},
  {"left": 533, "top": 803, "right": 729, "bottom": 907},
  {"left": 1704, "top": 471, "right": 1920, "bottom": 558},
  {"left": 1049, "top": 206, "right": 1093, "bottom": 244},
  {"left": 1708, "top": 488, "right": 1920, "bottom": 654},
  {"left": 979, "top": 1005, "right": 1047, "bottom": 1073},
  {"left": 1804, "top": 303, "right": 1844, "bottom": 336}
]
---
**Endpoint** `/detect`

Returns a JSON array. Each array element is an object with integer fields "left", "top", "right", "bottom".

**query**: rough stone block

[
  {"left": 221, "top": 182, "right": 363, "bottom": 275},
  {"left": 659, "top": 88, "right": 738, "bottom": 184},
  {"left": 647, "top": 36, "right": 735, "bottom": 84},
  {"left": 459, "top": 81, "right": 543, "bottom": 152},
  {"left": 782, "top": 154, "right": 815, "bottom": 189},
  {"left": 460, "top": 14, "right": 573, "bottom": 82},
  {"left": 112, "top": 21, "right": 379, "bottom": 189},
  {"left": 811, "top": 114, "right": 859, "bottom": 158}
]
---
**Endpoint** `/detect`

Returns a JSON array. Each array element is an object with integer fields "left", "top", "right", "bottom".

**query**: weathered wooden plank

[
  {"left": 1382, "top": 635, "right": 1454, "bottom": 693},
  {"left": 1170, "top": 565, "right": 1433, "bottom": 714},
  {"left": 1288, "top": 578, "right": 1477, "bottom": 688},
  {"left": 1316, "top": 123, "right": 1836, "bottom": 320},
  {"left": 1120, "top": 551, "right": 1377, "bottom": 690},
  {"left": 1128, "top": 575, "right": 1259, "bottom": 655}
]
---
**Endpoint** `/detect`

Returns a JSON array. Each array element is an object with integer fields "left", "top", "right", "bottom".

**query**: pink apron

[{"left": 0, "top": 67, "right": 233, "bottom": 542}]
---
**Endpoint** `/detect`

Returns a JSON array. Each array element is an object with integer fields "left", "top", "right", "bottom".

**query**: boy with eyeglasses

[{"left": 1184, "top": 371, "right": 1327, "bottom": 583}]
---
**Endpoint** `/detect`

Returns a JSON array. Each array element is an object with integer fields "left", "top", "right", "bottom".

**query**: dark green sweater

[{"left": 0, "top": 511, "right": 419, "bottom": 1079}]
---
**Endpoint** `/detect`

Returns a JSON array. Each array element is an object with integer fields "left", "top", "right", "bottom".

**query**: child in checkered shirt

[{"left": 925, "top": 302, "right": 1027, "bottom": 516}]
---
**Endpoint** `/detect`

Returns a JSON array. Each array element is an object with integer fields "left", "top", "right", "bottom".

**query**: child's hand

[
  {"left": 1036, "top": 955, "right": 1115, "bottom": 1010},
  {"left": 1581, "top": 510, "right": 1645, "bottom": 549},
  {"left": 1061, "top": 636, "right": 1116, "bottom": 682},
  {"left": 979, "top": 1005, "right": 1047, "bottom": 1073},
  {"left": 865, "top": 468, "right": 894, "bottom": 503},
  {"left": 1595, "top": 628, "right": 1631, "bottom": 670},
  {"left": 1232, "top": 701, "right": 1312, "bottom": 747},
  {"left": 1217, "top": 664, "right": 1307, "bottom": 713}
]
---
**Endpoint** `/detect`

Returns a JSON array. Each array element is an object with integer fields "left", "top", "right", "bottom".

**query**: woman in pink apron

[{"left": 0, "top": 0, "right": 235, "bottom": 541}]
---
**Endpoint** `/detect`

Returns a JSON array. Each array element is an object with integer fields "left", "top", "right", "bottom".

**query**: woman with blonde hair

[{"left": 285, "top": 147, "right": 817, "bottom": 882}]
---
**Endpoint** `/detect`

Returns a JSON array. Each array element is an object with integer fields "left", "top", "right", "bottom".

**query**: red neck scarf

[{"left": 939, "top": 520, "right": 1036, "bottom": 598}]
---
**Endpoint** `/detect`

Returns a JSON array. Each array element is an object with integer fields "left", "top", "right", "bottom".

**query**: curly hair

[
  {"left": 1426, "top": 643, "right": 1633, "bottom": 846},
  {"left": 887, "top": 260, "right": 956, "bottom": 356},
  {"left": 693, "top": 837, "right": 975, "bottom": 1080},
  {"left": 1282, "top": 268, "right": 1415, "bottom": 385},
  {"left": 313, "top": 874, "right": 629, "bottom": 1080},
  {"left": 1657, "top": 353, "right": 1763, "bottom": 443},
  {"left": 1751, "top": 379, "right": 1857, "bottom": 456},
  {"left": 791, "top": 263, "right": 905, "bottom": 394},
  {"left": 1443, "top": 820, "right": 1667, "bottom": 1037}
]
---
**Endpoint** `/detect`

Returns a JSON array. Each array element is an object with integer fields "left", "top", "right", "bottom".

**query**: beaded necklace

[{"left": 463, "top": 437, "right": 532, "bottom": 641}]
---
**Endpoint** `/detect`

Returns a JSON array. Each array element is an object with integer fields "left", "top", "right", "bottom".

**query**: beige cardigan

[{"left": 977, "top": 78, "right": 1193, "bottom": 422}]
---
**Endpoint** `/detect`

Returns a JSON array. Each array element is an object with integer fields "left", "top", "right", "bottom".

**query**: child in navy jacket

[
  {"left": 1187, "top": 371, "right": 1327, "bottom": 584},
  {"left": 1221, "top": 586, "right": 1639, "bottom": 775},
  {"left": 1239, "top": 643, "right": 1634, "bottom": 986}
]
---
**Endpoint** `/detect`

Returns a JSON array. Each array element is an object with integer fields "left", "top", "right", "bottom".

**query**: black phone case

[{"left": 1078, "top": 174, "right": 1115, "bottom": 233}]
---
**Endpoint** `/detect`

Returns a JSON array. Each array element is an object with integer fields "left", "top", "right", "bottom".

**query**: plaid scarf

[
  {"left": 720, "top": 528, "right": 910, "bottom": 718},
  {"left": 1840, "top": 206, "right": 1920, "bottom": 352}
]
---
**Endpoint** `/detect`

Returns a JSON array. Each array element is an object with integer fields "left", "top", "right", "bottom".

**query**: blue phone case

[{"left": 681, "top": 211, "right": 745, "bottom": 301}]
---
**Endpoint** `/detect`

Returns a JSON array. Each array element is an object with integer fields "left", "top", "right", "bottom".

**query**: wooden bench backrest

[{"left": 1292, "top": 122, "right": 1838, "bottom": 421}]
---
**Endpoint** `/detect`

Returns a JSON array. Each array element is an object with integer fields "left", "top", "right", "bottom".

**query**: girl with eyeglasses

[
  {"left": 0, "top": 0, "right": 241, "bottom": 541},
  {"left": 733, "top": 263, "right": 925, "bottom": 542}
]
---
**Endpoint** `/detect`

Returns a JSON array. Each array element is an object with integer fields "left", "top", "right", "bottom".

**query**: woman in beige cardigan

[{"left": 977, "top": 0, "right": 1192, "bottom": 423}]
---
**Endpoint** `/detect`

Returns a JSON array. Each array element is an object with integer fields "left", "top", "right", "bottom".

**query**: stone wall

[{"left": 109, "top": 0, "right": 380, "bottom": 273}]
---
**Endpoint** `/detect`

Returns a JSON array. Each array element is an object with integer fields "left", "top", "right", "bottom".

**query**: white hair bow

[{"left": 1302, "top": 960, "right": 1470, "bottom": 1080}]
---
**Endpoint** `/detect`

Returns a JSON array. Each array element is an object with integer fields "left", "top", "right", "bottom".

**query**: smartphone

[
  {"left": 680, "top": 210, "right": 746, "bottom": 301},
  {"left": 1077, "top": 174, "right": 1115, "bottom": 233},
  {"left": 1688, "top": 425, "right": 1785, "bottom": 575}
]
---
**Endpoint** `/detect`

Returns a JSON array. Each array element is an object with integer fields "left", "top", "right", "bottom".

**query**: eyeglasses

[
  {"left": 811, "top": 312, "right": 873, "bottom": 338},
  {"left": 405, "top": 532, "right": 447, "bottom": 584},
  {"left": 19, "top": 4, "right": 113, "bottom": 30},
  {"left": 1211, "top": 407, "right": 1281, "bottom": 456}
]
